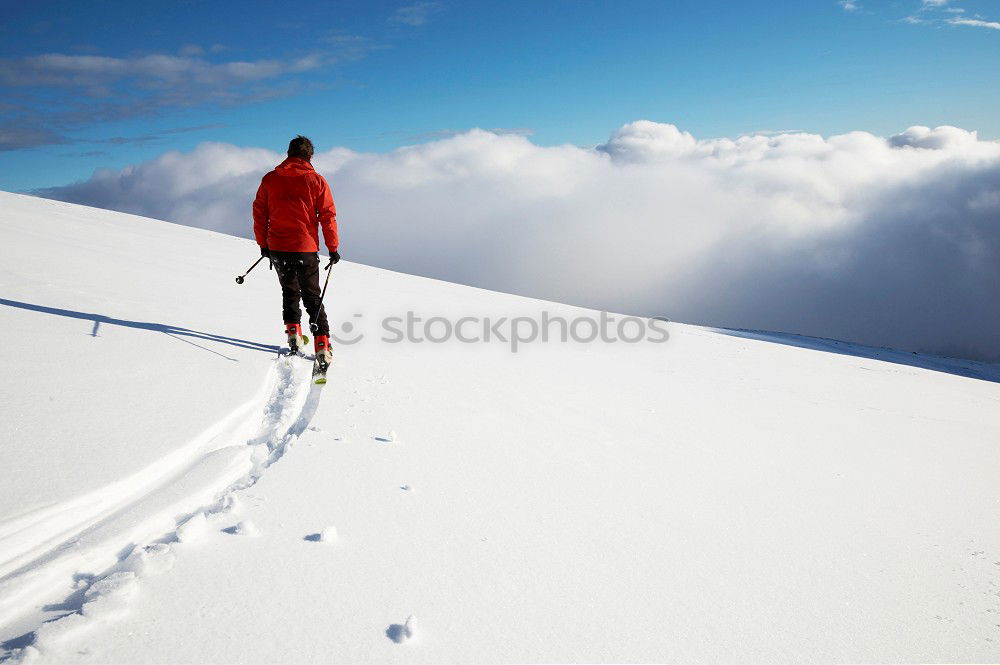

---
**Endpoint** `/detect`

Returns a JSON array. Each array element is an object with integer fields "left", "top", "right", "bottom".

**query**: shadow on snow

[
  {"left": 711, "top": 326, "right": 1000, "bottom": 384},
  {"left": 0, "top": 297, "right": 280, "bottom": 360}
]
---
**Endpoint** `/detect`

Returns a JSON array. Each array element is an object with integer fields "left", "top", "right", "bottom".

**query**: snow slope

[{"left": 1, "top": 191, "right": 999, "bottom": 663}]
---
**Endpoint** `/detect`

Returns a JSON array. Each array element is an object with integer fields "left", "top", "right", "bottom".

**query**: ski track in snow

[{"left": 0, "top": 355, "right": 323, "bottom": 662}]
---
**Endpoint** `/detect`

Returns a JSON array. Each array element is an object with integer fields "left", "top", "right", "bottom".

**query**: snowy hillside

[{"left": 1, "top": 191, "right": 999, "bottom": 663}]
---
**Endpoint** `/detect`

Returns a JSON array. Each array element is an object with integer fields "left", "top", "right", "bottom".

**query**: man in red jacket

[{"left": 252, "top": 135, "right": 339, "bottom": 369}]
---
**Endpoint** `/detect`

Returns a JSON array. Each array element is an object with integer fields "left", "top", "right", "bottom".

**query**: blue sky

[{"left": 1, "top": 0, "right": 997, "bottom": 191}]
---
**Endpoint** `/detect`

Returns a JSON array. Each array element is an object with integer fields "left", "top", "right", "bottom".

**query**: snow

[
  {"left": 226, "top": 520, "right": 259, "bottom": 537},
  {"left": 175, "top": 513, "right": 209, "bottom": 544},
  {"left": 1, "top": 191, "right": 1000, "bottom": 662},
  {"left": 121, "top": 544, "right": 175, "bottom": 578}
]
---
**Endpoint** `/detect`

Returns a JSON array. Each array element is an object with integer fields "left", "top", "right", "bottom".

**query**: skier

[{"left": 252, "top": 135, "right": 339, "bottom": 377}]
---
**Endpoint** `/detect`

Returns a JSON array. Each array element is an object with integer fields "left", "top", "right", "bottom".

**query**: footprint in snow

[
  {"left": 304, "top": 526, "right": 338, "bottom": 542},
  {"left": 219, "top": 493, "right": 242, "bottom": 513},
  {"left": 386, "top": 615, "right": 418, "bottom": 643},
  {"left": 222, "top": 521, "right": 259, "bottom": 537}
]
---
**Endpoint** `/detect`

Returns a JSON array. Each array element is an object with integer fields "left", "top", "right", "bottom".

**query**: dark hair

[{"left": 287, "top": 135, "right": 314, "bottom": 161}]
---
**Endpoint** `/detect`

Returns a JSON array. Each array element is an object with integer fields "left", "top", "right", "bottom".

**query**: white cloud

[
  {"left": 888, "top": 124, "right": 979, "bottom": 149},
  {"left": 0, "top": 53, "right": 322, "bottom": 93},
  {"left": 36, "top": 122, "right": 1000, "bottom": 361},
  {"left": 403, "top": 127, "right": 534, "bottom": 141},
  {"left": 948, "top": 17, "right": 1000, "bottom": 30},
  {"left": 838, "top": 1, "right": 860, "bottom": 12},
  {"left": 389, "top": 2, "right": 441, "bottom": 27},
  {"left": 909, "top": 0, "right": 999, "bottom": 30},
  {"left": 744, "top": 129, "right": 806, "bottom": 137}
]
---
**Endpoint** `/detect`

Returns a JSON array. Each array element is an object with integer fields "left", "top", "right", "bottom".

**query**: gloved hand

[
  {"left": 260, "top": 246, "right": 270, "bottom": 258},
  {"left": 325, "top": 250, "right": 340, "bottom": 269}
]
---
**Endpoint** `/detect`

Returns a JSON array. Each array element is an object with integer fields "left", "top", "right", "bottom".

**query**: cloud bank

[{"left": 37, "top": 121, "right": 1000, "bottom": 361}]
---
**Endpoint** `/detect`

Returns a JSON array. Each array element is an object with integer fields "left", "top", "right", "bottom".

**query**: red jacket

[{"left": 253, "top": 157, "right": 338, "bottom": 253}]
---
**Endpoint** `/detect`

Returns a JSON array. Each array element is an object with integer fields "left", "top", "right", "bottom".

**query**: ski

[
  {"left": 313, "top": 335, "right": 332, "bottom": 385},
  {"left": 278, "top": 348, "right": 315, "bottom": 361},
  {"left": 312, "top": 354, "right": 330, "bottom": 384}
]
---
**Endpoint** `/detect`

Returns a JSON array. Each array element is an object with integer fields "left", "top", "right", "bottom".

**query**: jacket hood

[{"left": 274, "top": 157, "right": 315, "bottom": 175}]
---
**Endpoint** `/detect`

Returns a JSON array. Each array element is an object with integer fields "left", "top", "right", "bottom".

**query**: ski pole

[
  {"left": 309, "top": 260, "right": 335, "bottom": 334},
  {"left": 235, "top": 256, "right": 266, "bottom": 284}
]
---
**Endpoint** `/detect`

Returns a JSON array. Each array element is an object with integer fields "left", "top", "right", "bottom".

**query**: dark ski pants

[{"left": 271, "top": 251, "right": 329, "bottom": 336}]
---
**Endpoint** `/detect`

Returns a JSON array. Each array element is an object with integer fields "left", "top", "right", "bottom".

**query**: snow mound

[
  {"left": 30, "top": 572, "right": 140, "bottom": 653},
  {"left": 123, "top": 544, "right": 176, "bottom": 578},
  {"left": 81, "top": 572, "right": 139, "bottom": 619},
  {"left": 8, "top": 645, "right": 41, "bottom": 664},
  {"left": 176, "top": 513, "right": 208, "bottom": 544}
]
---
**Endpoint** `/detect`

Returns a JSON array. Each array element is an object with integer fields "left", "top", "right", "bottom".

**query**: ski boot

[
  {"left": 285, "top": 322, "right": 309, "bottom": 355},
  {"left": 313, "top": 335, "right": 332, "bottom": 384}
]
